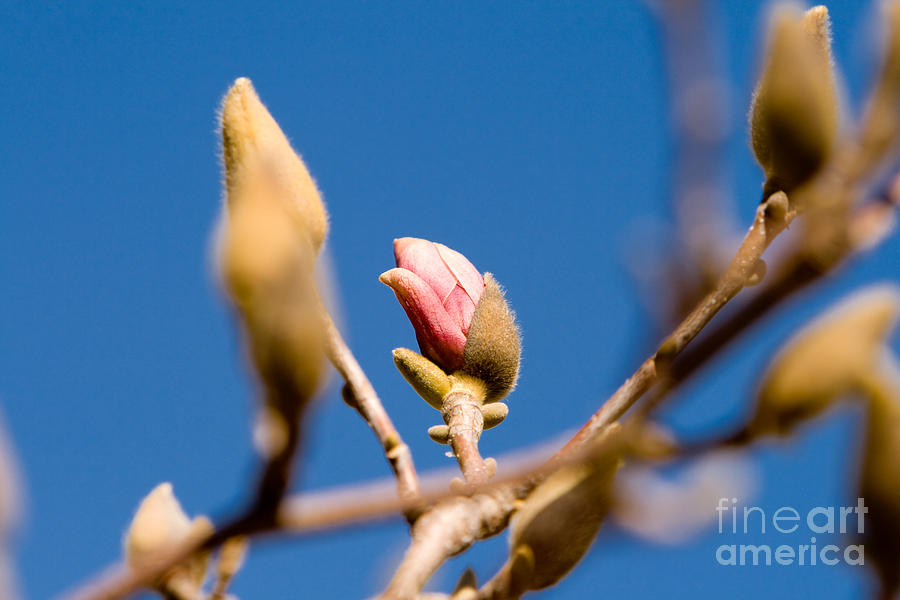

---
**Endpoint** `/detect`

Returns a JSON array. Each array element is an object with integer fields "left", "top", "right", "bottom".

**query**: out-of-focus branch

[
  {"left": 321, "top": 307, "right": 424, "bottom": 520},
  {"left": 656, "top": 0, "right": 735, "bottom": 290},
  {"left": 561, "top": 190, "right": 795, "bottom": 454}
]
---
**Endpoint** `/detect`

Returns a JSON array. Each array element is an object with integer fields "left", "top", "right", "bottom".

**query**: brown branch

[
  {"left": 320, "top": 307, "right": 424, "bottom": 519},
  {"left": 560, "top": 191, "right": 794, "bottom": 455},
  {"left": 378, "top": 487, "right": 518, "bottom": 600}
]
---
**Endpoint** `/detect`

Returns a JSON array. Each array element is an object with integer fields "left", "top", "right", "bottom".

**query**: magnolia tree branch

[
  {"left": 560, "top": 191, "right": 795, "bottom": 454},
  {"left": 320, "top": 306, "right": 424, "bottom": 519},
  {"left": 56, "top": 185, "right": 895, "bottom": 600}
]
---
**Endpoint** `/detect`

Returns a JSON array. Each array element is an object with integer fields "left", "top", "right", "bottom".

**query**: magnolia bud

[
  {"left": 750, "top": 5, "right": 838, "bottom": 197},
  {"left": 752, "top": 285, "right": 900, "bottom": 437},
  {"left": 505, "top": 429, "right": 621, "bottom": 593},
  {"left": 218, "top": 90, "right": 326, "bottom": 418},
  {"left": 392, "top": 347, "right": 452, "bottom": 410},
  {"left": 461, "top": 274, "right": 521, "bottom": 401},
  {"left": 382, "top": 238, "right": 521, "bottom": 402},
  {"left": 858, "top": 367, "right": 900, "bottom": 596},
  {"left": 124, "top": 483, "right": 212, "bottom": 592},
  {"left": 220, "top": 77, "right": 328, "bottom": 253}
]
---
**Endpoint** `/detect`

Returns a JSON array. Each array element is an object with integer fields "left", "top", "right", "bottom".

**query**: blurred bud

[
  {"left": 856, "top": 1, "right": 900, "bottom": 174},
  {"left": 381, "top": 238, "right": 485, "bottom": 372},
  {"left": 212, "top": 537, "right": 248, "bottom": 599},
  {"left": 220, "top": 77, "right": 328, "bottom": 253},
  {"left": 450, "top": 567, "right": 478, "bottom": 600},
  {"left": 613, "top": 451, "right": 756, "bottom": 545},
  {"left": 392, "top": 347, "right": 452, "bottom": 410},
  {"left": 752, "top": 285, "right": 900, "bottom": 437},
  {"left": 750, "top": 5, "right": 838, "bottom": 197},
  {"left": 382, "top": 239, "right": 521, "bottom": 401},
  {"left": 124, "top": 483, "right": 212, "bottom": 593},
  {"left": 505, "top": 429, "right": 621, "bottom": 593},
  {"left": 218, "top": 137, "right": 325, "bottom": 419},
  {"left": 858, "top": 366, "right": 900, "bottom": 597}
]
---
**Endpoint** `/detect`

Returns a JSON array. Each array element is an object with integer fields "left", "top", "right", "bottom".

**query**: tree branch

[{"left": 320, "top": 307, "right": 424, "bottom": 520}]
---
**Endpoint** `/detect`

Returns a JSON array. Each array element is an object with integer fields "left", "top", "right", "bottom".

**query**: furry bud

[
  {"left": 752, "top": 285, "right": 900, "bottom": 437},
  {"left": 220, "top": 77, "right": 328, "bottom": 253},
  {"left": 505, "top": 428, "right": 621, "bottom": 592},
  {"left": 750, "top": 5, "right": 838, "bottom": 197},
  {"left": 392, "top": 348, "right": 452, "bottom": 410},
  {"left": 461, "top": 274, "right": 521, "bottom": 401}
]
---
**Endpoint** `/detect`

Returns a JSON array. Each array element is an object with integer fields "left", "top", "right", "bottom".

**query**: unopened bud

[
  {"left": 750, "top": 5, "right": 838, "bottom": 197},
  {"left": 220, "top": 77, "right": 328, "bottom": 253},
  {"left": 753, "top": 285, "right": 900, "bottom": 437}
]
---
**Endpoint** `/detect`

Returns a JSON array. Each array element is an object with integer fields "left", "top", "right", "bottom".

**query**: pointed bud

[
  {"left": 856, "top": 1, "right": 900, "bottom": 173},
  {"left": 381, "top": 238, "right": 485, "bottom": 372},
  {"left": 753, "top": 285, "right": 900, "bottom": 437},
  {"left": 461, "top": 274, "right": 521, "bottom": 401},
  {"left": 124, "top": 483, "right": 212, "bottom": 591},
  {"left": 507, "top": 431, "right": 621, "bottom": 592},
  {"left": 220, "top": 78, "right": 328, "bottom": 253},
  {"left": 750, "top": 5, "right": 838, "bottom": 196},
  {"left": 392, "top": 348, "right": 451, "bottom": 410}
]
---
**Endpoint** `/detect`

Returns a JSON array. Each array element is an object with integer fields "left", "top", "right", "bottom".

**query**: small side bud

[
  {"left": 220, "top": 77, "right": 328, "bottom": 252},
  {"left": 427, "top": 425, "right": 451, "bottom": 445},
  {"left": 393, "top": 348, "right": 452, "bottom": 410},
  {"left": 461, "top": 274, "right": 521, "bottom": 401},
  {"left": 752, "top": 285, "right": 900, "bottom": 437},
  {"left": 750, "top": 5, "right": 838, "bottom": 197},
  {"left": 481, "top": 402, "right": 509, "bottom": 430}
]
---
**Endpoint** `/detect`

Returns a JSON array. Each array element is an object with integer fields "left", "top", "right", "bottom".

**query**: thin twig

[{"left": 321, "top": 307, "right": 424, "bottom": 519}]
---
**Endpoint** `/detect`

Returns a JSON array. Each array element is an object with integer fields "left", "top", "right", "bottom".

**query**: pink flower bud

[{"left": 380, "top": 237, "right": 485, "bottom": 372}]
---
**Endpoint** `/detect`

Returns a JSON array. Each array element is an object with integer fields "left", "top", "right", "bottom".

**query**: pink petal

[
  {"left": 379, "top": 268, "right": 467, "bottom": 370},
  {"left": 443, "top": 286, "right": 478, "bottom": 335},
  {"left": 434, "top": 242, "right": 485, "bottom": 307},
  {"left": 393, "top": 238, "right": 459, "bottom": 301}
]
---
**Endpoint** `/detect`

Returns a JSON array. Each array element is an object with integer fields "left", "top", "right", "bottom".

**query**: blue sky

[{"left": 2, "top": 1, "right": 898, "bottom": 598}]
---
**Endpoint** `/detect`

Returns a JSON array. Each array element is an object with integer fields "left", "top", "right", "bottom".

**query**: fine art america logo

[{"left": 715, "top": 498, "right": 867, "bottom": 566}]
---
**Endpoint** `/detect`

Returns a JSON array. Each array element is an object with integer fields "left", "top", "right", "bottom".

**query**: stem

[
  {"left": 442, "top": 386, "right": 489, "bottom": 485},
  {"left": 319, "top": 307, "right": 424, "bottom": 519}
]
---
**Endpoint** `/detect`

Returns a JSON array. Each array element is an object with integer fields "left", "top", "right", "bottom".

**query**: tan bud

[
  {"left": 392, "top": 348, "right": 451, "bottom": 410},
  {"left": 507, "top": 435, "right": 621, "bottom": 591},
  {"left": 753, "top": 285, "right": 900, "bottom": 437},
  {"left": 218, "top": 166, "right": 324, "bottom": 417},
  {"left": 856, "top": 1, "right": 900, "bottom": 173},
  {"left": 220, "top": 77, "right": 328, "bottom": 253},
  {"left": 750, "top": 5, "right": 838, "bottom": 196},
  {"left": 124, "top": 483, "right": 212, "bottom": 591},
  {"left": 461, "top": 274, "right": 521, "bottom": 401},
  {"left": 858, "top": 368, "right": 900, "bottom": 596},
  {"left": 481, "top": 402, "right": 509, "bottom": 430},
  {"left": 427, "top": 424, "right": 451, "bottom": 445}
]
